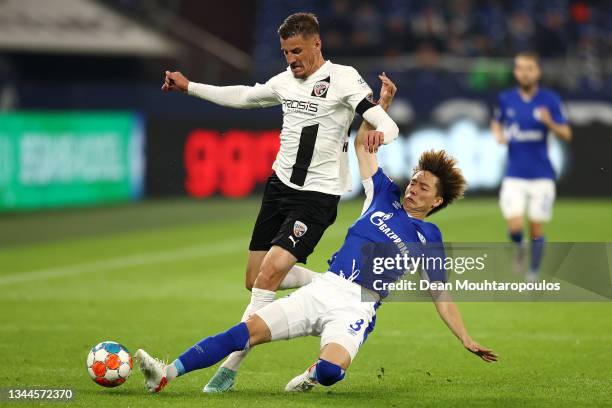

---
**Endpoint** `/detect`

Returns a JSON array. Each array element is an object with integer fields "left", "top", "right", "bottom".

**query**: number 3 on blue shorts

[{"left": 349, "top": 319, "right": 365, "bottom": 332}]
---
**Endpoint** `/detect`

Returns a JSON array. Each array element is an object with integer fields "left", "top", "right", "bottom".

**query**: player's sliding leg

[
  {"left": 206, "top": 250, "right": 272, "bottom": 392},
  {"left": 285, "top": 343, "right": 351, "bottom": 392},
  {"left": 206, "top": 246, "right": 310, "bottom": 392},
  {"left": 135, "top": 315, "right": 272, "bottom": 393},
  {"left": 213, "top": 250, "right": 280, "bottom": 379},
  {"left": 211, "top": 264, "right": 316, "bottom": 379},
  {"left": 285, "top": 280, "right": 377, "bottom": 393},
  {"left": 139, "top": 284, "right": 314, "bottom": 394},
  {"left": 526, "top": 221, "right": 545, "bottom": 282}
]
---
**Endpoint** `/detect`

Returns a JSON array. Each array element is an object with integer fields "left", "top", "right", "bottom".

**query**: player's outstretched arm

[
  {"left": 430, "top": 289, "right": 498, "bottom": 363},
  {"left": 354, "top": 73, "right": 397, "bottom": 180},
  {"left": 161, "top": 70, "right": 279, "bottom": 109}
]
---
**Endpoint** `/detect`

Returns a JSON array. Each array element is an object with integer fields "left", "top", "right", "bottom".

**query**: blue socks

[
  {"left": 175, "top": 322, "right": 250, "bottom": 376},
  {"left": 314, "top": 359, "right": 345, "bottom": 386},
  {"left": 530, "top": 236, "right": 545, "bottom": 273},
  {"left": 509, "top": 230, "right": 545, "bottom": 273},
  {"left": 509, "top": 230, "right": 523, "bottom": 245}
]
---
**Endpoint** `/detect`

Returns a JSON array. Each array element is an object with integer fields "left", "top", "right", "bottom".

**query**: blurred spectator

[
  {"left": 576, "top": 27, "right": 604, "bottom": 90},
  {"left": 570, "top": 1, "right": 591, "bottom": 24},
  {"left": 253, "top": 0, "right": 611, "bottom": 60},
  {"left": 537, "top": 7, "right": 569, "bottom": 57},
  {"left": 381, "top": 0, "right": 413, "bottom": 56},
  {"left": 411, "top": 5, "right": 447, "bottom": 51},
  {"left": 384, "top": 14, "right": 412, "bottom": 57},
  {"left": 506, "top": 9, "right": 535, "bottom": 53},
  {"left": 321, "top": 0, "right": 352, "bottom": 56},
  {"left": 449, "top": 0, "right": 474, "bottom": 37},
  {"left": 403, "top": 43, "right": 460, "bottom": 113},
  {"left": 476, "top": 0, "right": 507, "bottom": 56},
  {"left": 350, "top": 2, "right": 384, "bottom": 55}
]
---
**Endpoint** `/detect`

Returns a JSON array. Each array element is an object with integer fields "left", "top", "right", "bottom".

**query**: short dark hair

[
  {"left": 278, "top": 12, "right": 320, "bottom": 39},
  {"left": 515, "top": 51, "right": 540, "bottom": 65},
  {"left": 412, "top": 150, "right": 467, "bottom": 216}
]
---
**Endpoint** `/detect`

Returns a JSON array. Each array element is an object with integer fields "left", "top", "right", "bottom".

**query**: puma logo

[{"left": 288, "top": 235, "right": 299, "bottom": 248}]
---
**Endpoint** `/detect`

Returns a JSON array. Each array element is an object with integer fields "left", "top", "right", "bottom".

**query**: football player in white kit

[
  {"left": 135, "top": 74, "right": 496, "bottom": 395},
  {"left": 161, "top": 12, "right": 399, "bottom": 391}
]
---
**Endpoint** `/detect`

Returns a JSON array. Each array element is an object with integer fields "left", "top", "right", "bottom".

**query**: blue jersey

[
  {"left": 328, "top": 168, "right": 446, "bottom": 298},
  {"left": 494, "top": 87, "right": 568, "bottom": 180}
]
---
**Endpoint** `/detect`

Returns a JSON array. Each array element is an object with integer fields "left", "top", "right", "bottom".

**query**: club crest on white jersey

[{"left": 311, "top": 76, "right": 330, "bottom": 98}]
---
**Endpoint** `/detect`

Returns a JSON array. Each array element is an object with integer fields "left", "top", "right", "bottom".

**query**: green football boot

[{"left": 203, "top": 367, "right": 237, "bottom": 393}]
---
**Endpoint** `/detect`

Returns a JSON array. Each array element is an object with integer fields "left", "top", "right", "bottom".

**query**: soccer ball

[{"left": 86, "top": 341, "right": 132, "bottom": 387}]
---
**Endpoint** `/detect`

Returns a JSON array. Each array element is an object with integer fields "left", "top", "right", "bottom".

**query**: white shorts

[
  {"left": 499, "top": 177, "right": 556, "bottom": 222},
  {"left": 256, "top": 272, "right": 377, "bottom": 361}
]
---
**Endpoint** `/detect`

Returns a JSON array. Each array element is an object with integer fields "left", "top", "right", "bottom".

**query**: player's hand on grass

[
  {"left": 463, "top": 339, "right": 498, "bottom": 363},
  {"left": 378, "top": 72, "right": 397, "bottom": 110},
  {"left": 364, "top": 130, "right": 384, "bottom": 153},
  {"left": 162, "top": 71, "right": 189, "bottom": 93}
]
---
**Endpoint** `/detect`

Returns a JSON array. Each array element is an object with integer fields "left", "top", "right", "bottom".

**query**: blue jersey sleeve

[
  {"left": 361, "top": 167, "right": 400, "bottom": 214},
  {"left": 493, "top": 94, "right": 506, "bottom": 123},
  {"left": 371, "top": 167, "right": 400, "bottom": 195},
  {"left": 422, "top": 224, "right": 446, "bottom": 283},
  {"left": 548, "top": 92, "right": 568, "bottom": 125}
]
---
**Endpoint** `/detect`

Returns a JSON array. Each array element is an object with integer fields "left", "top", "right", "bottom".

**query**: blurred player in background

[
  {"left": 161, "top": 12, "right": 399, "bottom": 392},
  {"left": 490, "top": 52, "right": 571, "bottom": 282},
  {"left": 134, "top": 74, "right": 496, "bottom": 395}
]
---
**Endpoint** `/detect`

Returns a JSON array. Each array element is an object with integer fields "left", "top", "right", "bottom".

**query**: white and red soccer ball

[{"left": 87, "top": 341, "right": 132, "bottom": 387}]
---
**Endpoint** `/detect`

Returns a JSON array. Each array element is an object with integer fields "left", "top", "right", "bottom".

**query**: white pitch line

[
  {"left": 0, "top": 238, "right": 246, "bottom": 286},
  {"left": 0, "top": 226, "right": 347, "bottom": 287}
]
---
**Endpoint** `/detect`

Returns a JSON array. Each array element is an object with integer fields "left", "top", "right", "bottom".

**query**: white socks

[
  {"left": 165, "top": 363, "right": 178, "bottom": 381},
  {"left": 219, "top": 266, "right": 317, "bottom": 372},
  {"left": 279, "top": 265, "right": 318, "bottom": 290},
  {"left": 220, "top": 288, "right": 275, "bottom": 371},
  {"left": 249, "top": 287, "right": 276, "bottom": 309}
]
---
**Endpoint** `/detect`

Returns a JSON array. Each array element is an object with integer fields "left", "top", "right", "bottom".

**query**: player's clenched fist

[{"left": 162, "top": 71, "right": 189, "bottom": 93}]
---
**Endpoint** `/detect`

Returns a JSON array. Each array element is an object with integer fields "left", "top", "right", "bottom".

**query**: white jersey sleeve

[
  {"left": 362, "top": 105, "right": 399, "bottom": 144},
  {"left": 338, "top": 67, "right": 376, "bottom": 115},
  {"left": 361, "top": 177, "right": 374, "bottom": 215},
  {"left": 187, "top": 75, "right": 282, "bottom": 109}
]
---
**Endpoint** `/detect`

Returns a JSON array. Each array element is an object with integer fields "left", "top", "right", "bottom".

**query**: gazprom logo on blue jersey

[
  {"left": 371, "top": 211, "right": 393, "bottom": 223},
  {"left": 504, "top": 123, "right": 544, "bottom": 141},
  {"left": 369, "top": 211, "right": 409, "bottom": 256}
]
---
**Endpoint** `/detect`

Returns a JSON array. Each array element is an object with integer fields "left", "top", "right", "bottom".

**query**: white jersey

[{"left": 256, "top": 61, "right": 374, "bottom": 196}]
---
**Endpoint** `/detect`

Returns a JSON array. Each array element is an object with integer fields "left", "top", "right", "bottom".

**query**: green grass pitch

[{"left": 0, "top": 197, "right": 611, "bottom": 407}]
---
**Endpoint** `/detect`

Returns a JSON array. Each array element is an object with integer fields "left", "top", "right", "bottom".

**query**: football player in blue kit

[
  {"left": 135, "top": 74, "right": 497, "bottom": 394},
  {"left": 491, "top": 52, "right": 572, "bottom": 282}
]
